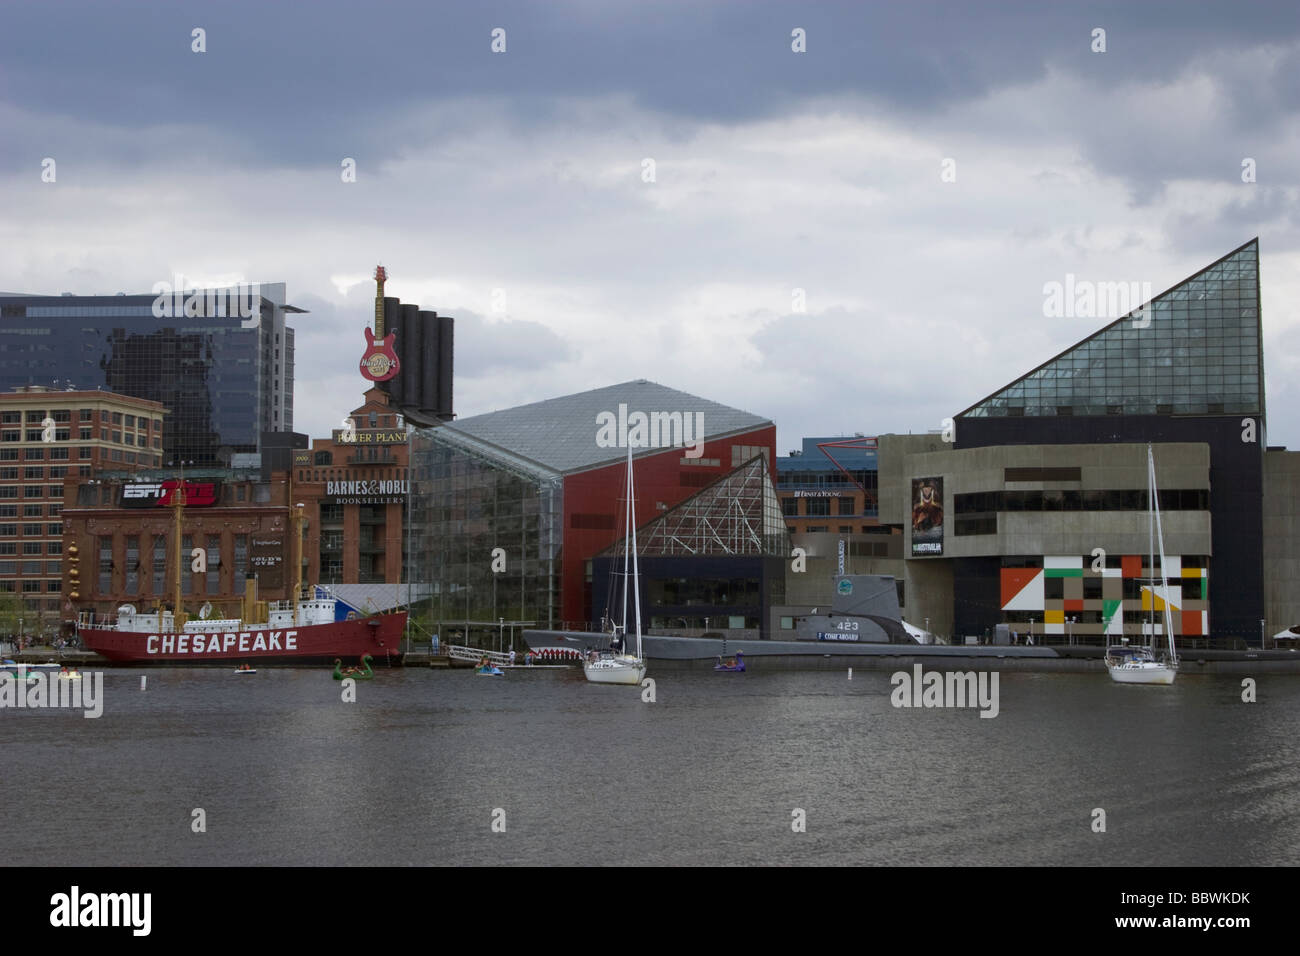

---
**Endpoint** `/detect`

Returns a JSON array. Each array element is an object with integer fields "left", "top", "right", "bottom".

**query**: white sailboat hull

[
  {"left": 583, "top": 657, "right": 647, "bottom": 685},
  {"left": 1106, "top": 660, "right": 1177, "bottom": 684}
]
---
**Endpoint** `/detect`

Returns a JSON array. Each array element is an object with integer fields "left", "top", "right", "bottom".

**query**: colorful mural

[{"left": 999, "top": 555, "right": 1209, "bottom": 637}]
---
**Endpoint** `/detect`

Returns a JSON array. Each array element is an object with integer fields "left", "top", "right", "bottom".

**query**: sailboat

[
  {"left": 1105, "top": 444, "right": 1179, "bottom": 685},
  {"left": 584, "top": 445, "right": 648, "bottom": 686}
]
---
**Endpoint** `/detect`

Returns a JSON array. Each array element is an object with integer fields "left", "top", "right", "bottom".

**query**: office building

[{"left": 0, "top": 283, "right": 303, "bottom": 466}]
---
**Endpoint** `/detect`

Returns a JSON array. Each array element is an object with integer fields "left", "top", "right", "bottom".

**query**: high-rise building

[{"left": 0, "top": 283, "right": 303, "bottom": 466}]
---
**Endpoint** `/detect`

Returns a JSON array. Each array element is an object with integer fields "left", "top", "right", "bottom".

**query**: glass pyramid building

[
  {"left": 602, "top": 454, "right": 790, "bottom": 558},
  {"left": 960, "top": 239, "right": 1262, "bottom": 419}
]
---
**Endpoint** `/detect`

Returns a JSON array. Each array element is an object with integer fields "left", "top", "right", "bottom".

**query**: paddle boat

[
  {"left": 714, "top": 650, "right": 746, "bottom": 673},
  {"left": 234, "top": 663, "right": 257, "bottom": 675},
  {"left": 1, "top": 661, "right": 38, "bottom": 682},
  {"left": 332, "top": 654, "right": 374, "bottom": 680},
  {"left": 58, "top": 667, "right": 83, "bottom": 680},
  {"left": 475, "top": 657, "right": 504, "bottom": 677}
]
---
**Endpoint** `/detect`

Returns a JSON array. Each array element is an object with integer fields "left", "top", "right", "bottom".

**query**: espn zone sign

[{"left": 120, "top": 480, "right": 222, "bottom": 508}]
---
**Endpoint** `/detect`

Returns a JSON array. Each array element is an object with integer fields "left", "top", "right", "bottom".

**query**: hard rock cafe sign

[{"left": 359, "top": 264, "right": 400, "bottom": 382}]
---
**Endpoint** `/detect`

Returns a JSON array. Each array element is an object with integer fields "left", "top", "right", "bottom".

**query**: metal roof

[{"left": 437, "top": 380, "right": 771, "bottom": 475}]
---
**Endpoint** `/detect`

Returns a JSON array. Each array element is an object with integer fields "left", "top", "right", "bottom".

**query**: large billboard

[
  {"left": 120, "top": 479, "right": 222, "bottom": 509},
  {"left": 911, "top": 476, "right": 944, "bottom": 556}
]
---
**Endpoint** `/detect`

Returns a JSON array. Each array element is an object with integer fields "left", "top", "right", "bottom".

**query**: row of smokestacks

[{"left": 379, "top": 298, "right": 454, "bottom": 426}]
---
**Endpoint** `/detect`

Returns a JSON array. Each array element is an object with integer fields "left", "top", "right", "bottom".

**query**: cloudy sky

[{"left": 3, "top": 0, "right": 1298, "bottom": 451}]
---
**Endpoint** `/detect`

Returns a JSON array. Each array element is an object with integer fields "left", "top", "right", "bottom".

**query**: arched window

[{"left": 314, "top": 451, "right": 332, "bottom": 467}]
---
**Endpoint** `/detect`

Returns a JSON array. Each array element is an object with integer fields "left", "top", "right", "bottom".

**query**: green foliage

[{"left": 0, "top": 591, "right": 25, "bottom": 637}]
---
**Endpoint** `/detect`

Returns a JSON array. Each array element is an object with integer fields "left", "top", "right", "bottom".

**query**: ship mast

[
  {"left": 171, "top": 462, "right": 188, "bottom": 629},
  {"left": 293, "top": 502, "right": 305, "bottom": 624}
]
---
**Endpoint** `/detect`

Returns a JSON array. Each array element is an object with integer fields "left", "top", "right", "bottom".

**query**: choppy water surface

[{"left": 3, "top": 665, "right": 1297, "bottom": 865}]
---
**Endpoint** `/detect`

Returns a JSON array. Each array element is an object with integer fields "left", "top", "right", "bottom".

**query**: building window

[
  {"left": 125, "top": 535, "right": 139, "bottom": 595},
  {"left": 24, "top": 430, "right": 42, "bottom": 442},
  {"left": 0, "top": 450, "right": 15, "bottom": 461},
  {"left": 781, "top": 498, "right": 798, "bottom": 516},
  {"left": 98, "top": 535, "right": 112, "bottom": 594},
  {"left": 25, "top": 448, "right": 43, "bottom": 460},
  {"left": 111, "top": 412, "right": 122, "bottom": 425},
  {"left": 806, "top": 498, "right": 830, "bottom": 517},
  {"left": 22, "top": 542, "right": 41, "bottom": 555},
  {"left": 47, "top": 579, "right": 61, "bottom": 592},
  {"left": 22, "top": 505, "right": 41, "bottom": 517},
  {"left": 152, "top": 535, "right": 166, "bottom": 595},
  {"left": 22, "top": 524, "right": 41, "bottom": 536},
  {"left": 79, "top": 409, "right": 92, "bottom": 421},
  {"left": 233, "top": 534, "right": 248, "bottom": 593},
  {"left": 50, "top": 448, "right": 69, "bottom": 460},
  {"left": 838, "top": 497, "right": 855, "bottom": 516},
  {"left": 48, "top": 486, "right": 62, "bottom": 498},
  {"left": 23, "top": 467, "right": 43, "bottom": 480},
  {"left": 22, "top": 580, "right": 41, "bottom": 593},
  {"left": 25, "top": 411, "right": 44, "bottom": 423},
  {"left": 206, "top": 534, "right": 220, "bottom": 593},
  {"left": 79, "top": 428, "right": 91, "bottom": 440},
  {"left": 79, "top": 448, "right": 91, "bottom": 459},
  {"left": 0, "top": 412, "right": 18, "bottom": 425},
  {"left": 47, "top": 541, "right": 61, "bottom": 555},
  {"left": 47, "top": 523, "right": 62, "bottom": 536},
  {"left": 124, "top": 415, "right": 135, "bottom": 427},
  {"left": 0, "top": 468, "right": 15, "bottom": 480}
]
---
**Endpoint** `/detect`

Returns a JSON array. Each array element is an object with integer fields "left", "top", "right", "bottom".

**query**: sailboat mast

[
  {"left": 1147, "top": 444, "right": 1155, "bottom": 649},
  {"left": 629, "top": 446, "right": 643, "bottom": 659},
  {"left": 622, "top": 445, "right": 631, "bottom": 639},
  {"left": 1150, "top": 448, "right": 1177, "bottom": 663}
]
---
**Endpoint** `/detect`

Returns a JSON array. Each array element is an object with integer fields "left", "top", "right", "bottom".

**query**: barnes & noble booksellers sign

[{"left": 325, "top": 479, "right": 410, "bottom": 505}]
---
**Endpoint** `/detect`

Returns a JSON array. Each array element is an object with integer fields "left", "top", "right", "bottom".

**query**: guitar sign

[{"left": 360, "top": 265, "right": 400, "bottom": 381}]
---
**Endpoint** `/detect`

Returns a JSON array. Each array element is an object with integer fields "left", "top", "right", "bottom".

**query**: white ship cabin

[
  {"left": 115, "top": 605, "right": 176, "bottom": 633},
  {"left": 268, "top": 598, "right": 338, "bottom": 627},
  {"left": 108, "top": 600, "right": 338, "bottom": 631}
]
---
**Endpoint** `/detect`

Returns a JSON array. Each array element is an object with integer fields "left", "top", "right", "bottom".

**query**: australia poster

[{"left": 911, "top": 477, "right": 944, "bottom": 556}]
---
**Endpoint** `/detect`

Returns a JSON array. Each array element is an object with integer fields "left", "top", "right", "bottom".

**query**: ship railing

[{"left": 447, "top": 645, "right": 514, "bottom": 666}]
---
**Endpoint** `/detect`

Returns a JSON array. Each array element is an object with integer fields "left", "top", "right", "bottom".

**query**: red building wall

[{"left": 558, "top": 425, "right": 776, "bottom": 627}]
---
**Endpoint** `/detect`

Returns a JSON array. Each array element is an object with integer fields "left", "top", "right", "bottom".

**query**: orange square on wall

[
  {"left": 1182, "top": 612, "right": 1201, "bottom": 636},
  {"left": 1064, "top": 599, "right": 1084, "bottom": 612},
  {"left": 1122, "top": 555, "right": 1142, "bottom": 578}
]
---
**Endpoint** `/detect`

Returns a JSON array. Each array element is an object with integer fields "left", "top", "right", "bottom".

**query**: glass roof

[{"left": 961, "top": 240, "right": 1262, "bottom": 419}]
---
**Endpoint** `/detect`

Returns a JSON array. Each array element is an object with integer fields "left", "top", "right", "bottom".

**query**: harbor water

[{"left": 3, "top": 666, "right": 1297, "bottom": 866}]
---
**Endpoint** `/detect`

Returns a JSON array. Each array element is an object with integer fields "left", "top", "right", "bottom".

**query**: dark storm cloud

[{"left": 2, "top": 0, "right": 1297, "bottom": 177}]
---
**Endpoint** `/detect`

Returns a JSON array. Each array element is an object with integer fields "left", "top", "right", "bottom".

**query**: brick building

[{"left": 0, "top": 386, "right": 165, "bottom": 638}]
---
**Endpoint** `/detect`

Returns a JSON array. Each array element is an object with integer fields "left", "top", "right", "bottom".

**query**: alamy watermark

[
  {"left": 1, "top": 668, "right": 103, "bottom": 718},
  {"left": 1042, "top": 275, "right": 1154, "bottom": 327},
  {"left": 151, "top": 274, "right": 261, "bottom": 328},
  {"left": 890, "top": 664, "right": 999, "bottom": 718},
  {"left": 595, "top": 403, "right": 705, "bottom": 457}
]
